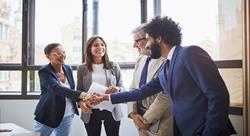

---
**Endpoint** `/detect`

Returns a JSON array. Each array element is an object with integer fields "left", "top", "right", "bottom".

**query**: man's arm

[
  {"left": 39, "top": 69, "right": 85, "bottom": 101},
  {"left": 143, "top": 93, "right": 171, "bottom": 123},
  {"left": 127, "top": 56, "right": 145, "bottom": 116},
  {"left": 110, "top": 77, "right": 163, "bottom": 104},
  {"left": 127, "top": 78, "right": 138, "bottom": 116}
]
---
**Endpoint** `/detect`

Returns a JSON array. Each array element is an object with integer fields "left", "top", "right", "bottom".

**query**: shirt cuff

[{"left": 108, "top": 94, "right": 112, "bottom": 104}]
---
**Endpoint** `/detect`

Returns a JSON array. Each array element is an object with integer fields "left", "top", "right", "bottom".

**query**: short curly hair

[{"left": 143, "top": 16, "right": 182, "bottom": 46}]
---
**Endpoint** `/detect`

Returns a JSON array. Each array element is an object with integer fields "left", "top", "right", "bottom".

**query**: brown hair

[{"left": 85, "top": 35, "right": 112, "bottom": 71}]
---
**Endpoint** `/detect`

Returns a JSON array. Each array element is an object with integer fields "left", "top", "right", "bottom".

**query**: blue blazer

[
  {"left": 111, "top": 45, "right": 236, "bottom": 136},
  {"left": 34, "top": 63, "right": 81, "bottom": 128}
]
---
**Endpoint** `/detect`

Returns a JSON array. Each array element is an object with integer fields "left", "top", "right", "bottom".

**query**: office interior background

[{"left": 0, "top": 0, "right": 250, "bottom": 135}]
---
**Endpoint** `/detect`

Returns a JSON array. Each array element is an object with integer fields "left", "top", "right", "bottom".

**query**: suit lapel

[
  {"left": 48, "top": 63, "right": 58, "bottom": 79},
  {"left": 135, "top": 56, "right": 148, "bottom": 87},
  {"left": 147, "top": 58, "right": 164, "bottom": 80},
  {"left": 158, "top": 66, "right": 169, "bottom": 95},
  {"left": 168, "top": 45, "right": 180, "bottom": 96},
  {"left": 63, "top": 65, "right": 73, "bottom": 89},
  {"left": 84, "top": 69, "right": 92, "bottom": 91}
]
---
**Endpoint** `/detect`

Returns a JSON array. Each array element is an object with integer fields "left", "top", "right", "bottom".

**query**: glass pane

[
  {"left": 162, "top": 0, "right": 243, "bottom": 60},
  {"left": 27, "top": 70, "right": 40, "bottom": 94},
  {"left": 98, "top": 0, "right": 140, "bottom": 62},
  {"left": 35, "top": 0, "right": 82, "bottom": 65},
  {"left": 0, "top": 0, "right": 22, "bottom": 63},
  {"left": 0, "top": 71, "right": 21, "bottom": 94},
  {"left": 147, "top": 0, "right": 154, "bottom": 20},
  {"left": 219, "top": 68, "right": 242, "bottom": 107},
  {"left": 87, "top": 0, "right": 93, "bottom": 38},
  {"left": 28, "top": 70, "right": 78, "bottom": 95}
]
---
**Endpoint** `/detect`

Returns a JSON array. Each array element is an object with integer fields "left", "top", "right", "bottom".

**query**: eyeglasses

[
  {"left": 50, "top": 51, "right": 66, "bottom": 57},
  {"left": 134, "top": 37, "right": 146, "bottom": 43}
]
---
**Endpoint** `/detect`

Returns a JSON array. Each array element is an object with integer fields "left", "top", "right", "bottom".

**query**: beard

[{"left": 150, "top": 42, "right": 161, "bottom": 59}]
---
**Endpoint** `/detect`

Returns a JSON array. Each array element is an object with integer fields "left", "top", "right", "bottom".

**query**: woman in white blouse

[{"left": 77, "top": 36, "right": 124, "bottom": 136}]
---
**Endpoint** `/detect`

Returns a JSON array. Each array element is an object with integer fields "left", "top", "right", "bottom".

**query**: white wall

[{"left": 0, "top": 100, "right": 243, "bottom": 136}]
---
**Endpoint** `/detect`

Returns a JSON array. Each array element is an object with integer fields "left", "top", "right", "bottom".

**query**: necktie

[
  {"left": 164, "top": 59, "right": 170, "bottom": 81},
  {"left": 139, "top": 57, "right": 151, "bottom": 88},
  {"left": 137, "top": 57, "right": 151, "bottom": 111}
]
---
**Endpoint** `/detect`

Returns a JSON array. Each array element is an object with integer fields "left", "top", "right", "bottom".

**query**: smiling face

[
  {"left": 133, "top": 31, "right": 149, "bottom": 55},
  {"left": 46, "top": 45, "right": 66, "bottom": 66},
  {"left": 91, "top": 38, "right": 106, "bottom": 61}
]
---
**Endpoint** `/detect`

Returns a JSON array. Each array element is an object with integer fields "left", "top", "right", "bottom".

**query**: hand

[
  {"left": 79, "top": 92, "right": 87, "bottom": 100},
  {"left": 85, "top": 93, "right": 103, "bottom": 105},
  {"left": 93, "top": 92, "right": 109, "bottom": 101},
  {"left": 79, "top": 100, "right": 92, "bottom": 113},
  {"left": 130, "top": 113, "right": 149, "bottom": 130},
  {"left": 105, "top": 86, "right": 120, "bottom": 94}
]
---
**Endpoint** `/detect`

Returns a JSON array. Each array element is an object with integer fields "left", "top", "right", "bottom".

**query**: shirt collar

[{"left": 167, "top": 46, "right": 176, "bottom": 61}]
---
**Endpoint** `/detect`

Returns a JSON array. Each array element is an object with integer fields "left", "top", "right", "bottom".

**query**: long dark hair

[{"left": 85, "top": 35, "right": 112, "bottom": 71}]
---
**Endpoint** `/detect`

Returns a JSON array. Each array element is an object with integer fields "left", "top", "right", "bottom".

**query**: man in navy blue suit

[{"left": 97, "top": 16, "right": 236, "bottom": 136}]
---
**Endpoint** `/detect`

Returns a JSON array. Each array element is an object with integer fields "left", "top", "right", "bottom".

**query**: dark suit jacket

[
  {"left": 111, "top": 45, "right": 236, "bottom": 136},
  {"left": 34, "top": 63, "right": 81, "bottom": 128}
]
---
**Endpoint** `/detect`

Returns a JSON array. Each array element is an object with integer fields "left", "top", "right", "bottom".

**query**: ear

[
  {"left": 46, "top": 55, "right": 51, "bottom": 60},
  {"left": 155, "top": 36, "right": 162, "bottom": 44}
]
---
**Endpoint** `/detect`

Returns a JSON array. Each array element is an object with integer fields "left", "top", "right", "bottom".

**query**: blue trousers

[{"left": 33, "top": 114, "right": 74, "bottom": 136}]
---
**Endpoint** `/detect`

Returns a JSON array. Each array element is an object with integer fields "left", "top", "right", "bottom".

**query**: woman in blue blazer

[{"left": 34, "top": 43, "right": 88, "bottom": 136}]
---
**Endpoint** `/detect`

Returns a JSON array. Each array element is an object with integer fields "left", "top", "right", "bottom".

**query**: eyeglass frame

[
  {"left": 49, "top": 51, "right": 66, "bottom": 57},
  {"left": 134, "top": 37, "right": 146, "bottom": 43}
]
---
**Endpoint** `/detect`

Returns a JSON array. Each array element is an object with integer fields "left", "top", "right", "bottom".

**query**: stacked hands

[
  {"left": 78, "top": 86, "right": 119, "bottom": 113},
  {"left": 78, "top": 86, "right": 150, "bottom": 130}
]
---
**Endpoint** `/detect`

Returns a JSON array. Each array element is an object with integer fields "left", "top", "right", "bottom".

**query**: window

[
  {"left": 27, "top": 70, "right": 40, "bottom": 94},
  {"left": 98, "top": 0, "right": 141, "bottom": 63},
  {"left": 35, "top": 0, "right": 82, "bottom": 65},
  {"left": 89, "top": 0, "right": 142, "bottom": 87},
  {"left": 0, "top": 0, "right": 22, "bottom": 95},
  {"left": 162, "top": 0, "right": 243, "bottom": 106},
  {"left": 0, "top": 0, "right": 22, "bottom": 63},
  {"left": 1, "top": 0, "right": 141, "bottom": 96},
  {"left": 147, "top": 0, "right": 154, "bottom": 21},
  {"left": 0, "top": 71, "right": 21, "bottom": 93},
  {"left": 162, "top": 0, "right": 242, "bottom": 60},
  {"left": 0, "top": 71, "right": 9, "bottom": 81},
  {"left": 0, "top": 1, "right": 246, "bottom": 116}
]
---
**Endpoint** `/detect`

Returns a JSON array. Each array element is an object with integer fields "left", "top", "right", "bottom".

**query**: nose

[
  {"left": 59, "top": 52, "right": 66, "bottom": 56},
  {"left": 133, "top": 43, "right": 138, "bottom": 48},
  {"left": 96, "top": 44, "right": 104, "bottom": 49},
  {"left": 145, "top": 42, "right": 150, "bottom": 50}
]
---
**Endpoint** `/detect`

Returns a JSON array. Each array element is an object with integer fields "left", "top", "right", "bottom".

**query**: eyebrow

[{"left": 135, "top": 37, "right": 146, "bottom": 42}]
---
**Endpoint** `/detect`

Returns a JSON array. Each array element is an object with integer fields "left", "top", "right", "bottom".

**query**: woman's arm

[{"left": 39, "top": 68, "right": 86, "bottom": 101}]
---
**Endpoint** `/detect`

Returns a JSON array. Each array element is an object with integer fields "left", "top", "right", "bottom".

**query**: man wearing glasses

[{"left": 127, "top": 24, "right": 173, "bottom": 136}]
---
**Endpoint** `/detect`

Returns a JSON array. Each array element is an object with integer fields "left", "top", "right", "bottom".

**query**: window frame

[{"left": 0, "top": 0, "right": 244, "bottom": 116}]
